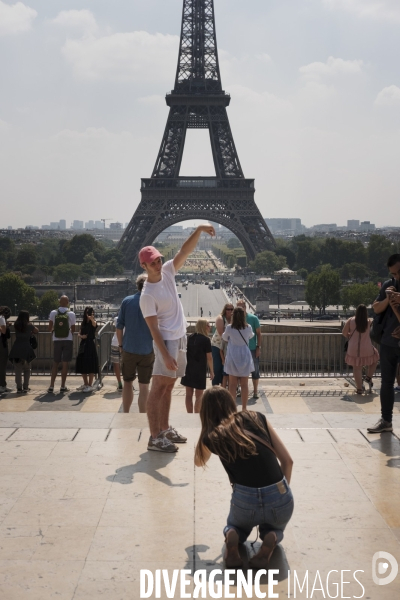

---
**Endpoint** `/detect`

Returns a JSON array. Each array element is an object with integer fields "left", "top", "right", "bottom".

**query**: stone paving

[{"left": 0, "top": 377, "right": 399, "bottom": 599}]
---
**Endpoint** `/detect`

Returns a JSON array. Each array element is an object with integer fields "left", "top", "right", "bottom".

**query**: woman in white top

[{"left": 222, "top": 307, "right": 254, "bottom": 410}]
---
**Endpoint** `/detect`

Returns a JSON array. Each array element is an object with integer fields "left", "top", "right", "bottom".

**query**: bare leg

[
  {"left": 185, "top": 387, "right": 194, "bottom": 413},
  {"left": 147, "top": 375, "right": 174, "bottom": 439},
  {"left": 160, "top": 380, "right": 176, "bottom": 432},
  {"left": 122, "top": 380, "right": 134, "bottom": 413},
  {"left": 353, "top": 366, "right": 363, "bottom": 391},
  {"left": 253, "top": 377, "right": 259, "bottom": 395},
  {"left": 114, "top": 362, "right": 122, "bottom": 385},
  {"left": 88, "top": 373, "right": 95, "bottom": 386},
  {"left": 367, "top": 361, "right": 378, "bottom": 379},
  {"left": 224, "top": 528, "right": 243, "bottom": 568},
  {"left": 50, "top": 362, "right": 59, "bottom": 387},
  {"left": 241, "top": 377, "right": 249, "bottom": 410},
  {"left": 61, "top": 362, "right": 69, "bottom": 387},
  {"left": 138, "top": 382, "right": 149, "bottom": 413},
  {"left": 228, "top": 375, "right": 238, "bottom": 401},
  {"left": 194, "top": 389, "right": 203, "bottom": 413},
  {"left": 82, "top": 374, "right": 89, "bottom": 386}
]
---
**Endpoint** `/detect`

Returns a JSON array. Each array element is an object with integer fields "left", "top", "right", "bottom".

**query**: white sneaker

[
  {"left": 82, "top": 386, "right": 93, "bottom": 393},
  {"left": 76, "top": 384, "right": 86, "bottom": 391},
  {"left": 0, "top": 386, "right": 12, "bottom": 393}
]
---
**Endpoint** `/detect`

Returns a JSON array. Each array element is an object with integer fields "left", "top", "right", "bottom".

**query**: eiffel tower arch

[{"left": 119, "top": 0, "right": 275, "bottom": 270}]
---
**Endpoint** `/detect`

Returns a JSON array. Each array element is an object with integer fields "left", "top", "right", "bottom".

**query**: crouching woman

[{"left": 195, "top": 387, "right": 294, "bottom": 569}]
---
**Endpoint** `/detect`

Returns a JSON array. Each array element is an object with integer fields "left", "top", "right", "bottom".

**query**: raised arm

[{"left": 173, "top": 225, "right": 215, "bottom": 272}]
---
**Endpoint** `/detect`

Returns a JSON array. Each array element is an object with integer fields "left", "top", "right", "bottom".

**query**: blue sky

[{"left": 0, "top": 0, "right": 399, "bottom": 229}]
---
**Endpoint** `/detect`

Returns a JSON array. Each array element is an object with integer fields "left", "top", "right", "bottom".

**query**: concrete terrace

[{"left": 0, "top": 376, "right": 399, "bottom": 599}]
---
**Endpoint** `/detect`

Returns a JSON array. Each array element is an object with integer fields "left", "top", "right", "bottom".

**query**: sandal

[
  {"left": 356, "top": 388, "right": 364, "bottom": 395},
  {"left": 364, "top": 376, "right": 373, "bottom": 393}
]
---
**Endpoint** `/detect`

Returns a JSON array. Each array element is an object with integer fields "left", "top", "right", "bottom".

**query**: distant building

[
  {"left": 347, "top": 219, "right": 360, "bottom": 230},
  {"left": 360, "top": 221, "right": 375, "bottom": 232},
  {"left": 265, "top": 218, "right": 304, "bottom": 234},
  {"left": 85, "top": 220, "right": 95, "bottom": 229},
  {"left": 59, "top": 220, "right": 66, "bottom": 230},
  {"left": 109, "top": 222, "right": 123, "bottom": 230},
  {"left": 94, "top": 221, "right": 103, "bottom": 229},
  {"left": 72, "top": 220, "right": 84, "bottom": 230},
  {"left": 25, "top": 225, "right": 39, "bottom": 230},
  {"left": 311, "top": 223, "right": 337, "bottom": 233}
]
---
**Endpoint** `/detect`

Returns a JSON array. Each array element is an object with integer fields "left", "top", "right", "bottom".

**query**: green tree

[
  {"left": 53, "top": 263, "right": 82, "bottom": 282},
  {"left": 367, "top": 235, "right": 396, "bottom": 277},
  {"left": 101, "top": 259, "right": 124, "bottom": 277},
  {"left": 297, "top": 268, "right": 308, "bottom": 280},
  {"left": 63, "top": 234, "right": 102, "bottom": 264},
  {"left": 341, "top": 283, "right": 379, "bottom": 311},
  {"left": 81, "top": 252, "right": 100, "bottom": 277},
  {"left": 340, "top": 263, "right": 373, "bottom": 282},
  {"left": 249, "top": 251, "right": 286, "bottom": 274},
  {"left": 0, "top": 273, "right": 38, "bottom": 314},
  {"left": 293, "top": 237, "right": 321, "bottom": 271},
  {"left": 227, "top": 237, "right": 243, "bottom": 249},
  {"left": 0, "top": 237, "right": 17, "bottom": 269},
  {"left": 305, "top": 266, "right": 341, "bottom": 313},
  {"left": 15, "top": 245, "right": 38, "bottom": 270},
  {"left": 38, "top": 290, "right": 59, "bottom": 319}
]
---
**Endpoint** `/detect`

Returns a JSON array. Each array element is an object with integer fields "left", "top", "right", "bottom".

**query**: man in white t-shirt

[
  {"left": 48, "top": 295, "right": 76, "bottom": 393},
  {"left": 140, "top": 224, "right": 215, "bottom": 453}
]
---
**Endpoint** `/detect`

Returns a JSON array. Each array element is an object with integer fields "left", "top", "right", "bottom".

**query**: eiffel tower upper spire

[{"left": 174, "top": 0, "right": 223, "bottom": 94}]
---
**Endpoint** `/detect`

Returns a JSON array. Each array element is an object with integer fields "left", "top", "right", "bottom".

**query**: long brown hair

[
  {"left": 195, "top": 388, "right": 267, "bottom": 467},
  {"left": 355, "top": 304, "right": 368, "bottom": 333},
  {"left": 221, "top": 303, "right": 234, "bottom": 320},
  {"left": 14, "top": 310, "right": 30, "bottom": 333},
  {"left": 231, "top": 306, "right": 246, "bottom": 330}
]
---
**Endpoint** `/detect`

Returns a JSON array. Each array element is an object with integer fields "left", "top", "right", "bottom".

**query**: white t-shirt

[
  {"left": 140, "top": 260, "right": 187, "bottom": 341},
  {"left": 222, "top": 325, "right": 254, "bottom": 346},
  {"left": 111, "top": 316, "right": 118, "bottom": 346},
  {"left": 0, "top": 316, "right": 6, "bottom": 327},
  {"left": 49, "top": 308, "right": 76, "bottom": 341}
]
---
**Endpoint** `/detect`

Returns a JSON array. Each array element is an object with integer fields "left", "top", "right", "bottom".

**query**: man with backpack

[{"left": 48, "top": 296, "right": 76, "bottom": 393}]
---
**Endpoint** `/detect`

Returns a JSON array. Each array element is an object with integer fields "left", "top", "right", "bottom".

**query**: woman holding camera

[
  {"left": 76, "top": 306, "right": 99, "bottom": 393},
  {"left": 195, "top": 387, "right": 294, "bottom": 569}
]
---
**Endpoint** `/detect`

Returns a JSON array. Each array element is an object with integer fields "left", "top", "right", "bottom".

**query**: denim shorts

[{"left": 224, "top": 477, "right": 294, "bottom": 544}]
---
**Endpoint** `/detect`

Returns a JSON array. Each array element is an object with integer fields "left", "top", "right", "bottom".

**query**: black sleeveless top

[{"left": 204, "top": 412, "right": 283, "bottom": 488}]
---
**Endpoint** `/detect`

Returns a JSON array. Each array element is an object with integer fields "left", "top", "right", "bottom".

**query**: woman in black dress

[
  {"left": 75, "top": 306, "right": 99, "bottom": 393},
  {"left": 181, "top": 318, "right": 214, "bottom": 413},
  {"left": 9, "top": 311, "right": 38, "bottom": 392}
]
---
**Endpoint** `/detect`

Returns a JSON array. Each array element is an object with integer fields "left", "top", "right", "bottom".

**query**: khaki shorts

[
  {"left": 121, "top": 350, "right": 155, "bottom": 384},
  {"left": 153, "top": 336, "right": 187, "bottom": 379}
]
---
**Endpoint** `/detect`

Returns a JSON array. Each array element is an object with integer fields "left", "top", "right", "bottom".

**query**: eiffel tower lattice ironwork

[{"left": 119, "top": 0, "right": 275, "bottom": 269}]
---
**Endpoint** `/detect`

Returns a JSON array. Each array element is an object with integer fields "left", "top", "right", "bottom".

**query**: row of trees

[
  {"left": 305, "top": 265, "right": 379, "bottom": 312},
  {"left": 0, "top": 234, "right": 125, "bottom": 283},
  {"left": 211, "top": 243, "right": 247, "bottom": 268}
]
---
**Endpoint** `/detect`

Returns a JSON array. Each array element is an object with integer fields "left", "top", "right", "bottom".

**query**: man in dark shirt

[{"left": 368, "top": 254, "right": 400, "bottom": 433}]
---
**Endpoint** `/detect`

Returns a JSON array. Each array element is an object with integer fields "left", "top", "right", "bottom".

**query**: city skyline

[{"left": 1, "top": 0, "right": 399, "bottom": 228}]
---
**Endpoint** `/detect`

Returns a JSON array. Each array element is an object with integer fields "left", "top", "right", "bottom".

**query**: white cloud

[
  {"left": 50, "top": 10, "right": 98, "bottom": 36},
  {"left": 322, "top": 0, "right": 400, "bottom": 22},
  {"left": 255, "top": 53, "right": 273, "bottom": 65},
  {"left": 229, "top": 84, "right": 292, "bottom": 113},
  {"left": 61, "top": 30, "right": 179, "bottom": 82},
  {"left": 0, "top": 118, "right": 11, "bottom": 131},
  {"left": 299, "top": 56, "right": 363, "bottom": 79},
  {"left": 0, "top": 0, "right": 37, "bottom": 36},
  {"left": 374, "top": 85, "right": 400, "bottom": 106}
]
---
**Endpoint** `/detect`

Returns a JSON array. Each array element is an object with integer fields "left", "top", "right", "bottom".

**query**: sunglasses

[{"left": 226, "top": 308, "right": 234, "bottom": 311}]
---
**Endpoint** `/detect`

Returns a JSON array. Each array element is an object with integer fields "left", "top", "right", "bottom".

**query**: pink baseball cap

[{"left": 138, "top": 246, "right": 163, "bottom": 264}]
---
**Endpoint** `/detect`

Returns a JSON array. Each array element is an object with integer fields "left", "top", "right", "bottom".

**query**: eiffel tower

[{"left": 119, "top": 0, "right": 275, "bottom": 269}]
